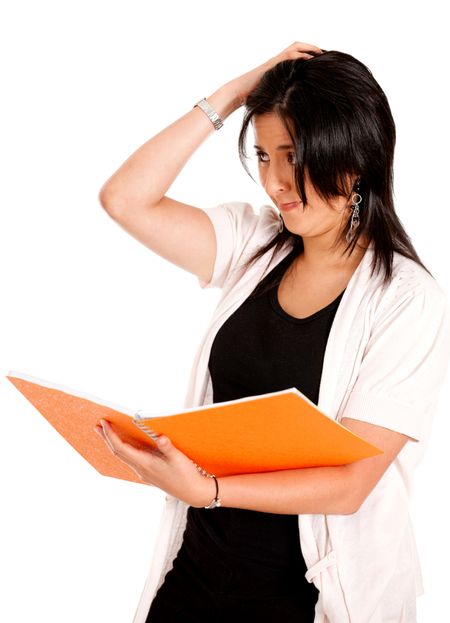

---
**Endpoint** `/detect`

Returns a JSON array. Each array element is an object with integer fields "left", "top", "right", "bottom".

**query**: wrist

[{"left": 191, "top": 473, "right": 221, "bottom": 509}]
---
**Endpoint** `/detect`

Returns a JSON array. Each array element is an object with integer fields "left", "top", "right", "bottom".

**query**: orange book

[{"left": 6, "top": 370, "right": 383, "bottom": 483}]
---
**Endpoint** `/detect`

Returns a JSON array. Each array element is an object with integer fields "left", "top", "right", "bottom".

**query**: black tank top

[{"left": 185, "top": 248, "right": 345, "bottom": 587}]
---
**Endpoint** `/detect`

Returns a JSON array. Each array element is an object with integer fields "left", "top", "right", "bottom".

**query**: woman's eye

[
  {"left": 255, "top": 150, "right": 269, "bottom": 162},
  {"left": 254, "top": 151, "right": 297, "bottom": 165}
]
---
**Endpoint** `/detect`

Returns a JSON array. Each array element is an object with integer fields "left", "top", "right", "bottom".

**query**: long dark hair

[{"left": 237, "top": 50, "right": 431, "bottom": 296}]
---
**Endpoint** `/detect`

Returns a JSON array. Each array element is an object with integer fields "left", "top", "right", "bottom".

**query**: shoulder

[
  {"left": 370, "top": 251, "right": 450, "bottom": 338},
  {"left": 213, "top": 200, "right": 282, "bottom": 257},
  {"left": 217, "top": 201, "right": 279, "bottom": 235},
  {"left": 198, "top": 201, "right": 285, "bottom": 290},
  {"left": 384, "top": 250, "right": 448, "bottom": 305}
]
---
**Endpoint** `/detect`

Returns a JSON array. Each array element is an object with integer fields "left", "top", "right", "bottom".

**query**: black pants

[{"left": 146, "top": 523, "right": 318, "bottom": 622}]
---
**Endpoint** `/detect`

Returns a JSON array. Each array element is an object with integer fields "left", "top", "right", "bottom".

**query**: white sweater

[{"left": 132, "top": 201, "right": 450, "bottom": 623}]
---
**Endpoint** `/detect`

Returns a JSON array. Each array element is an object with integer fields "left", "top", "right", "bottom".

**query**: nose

[{"left": 263, "top": 163, "right": 294, "bottom": 198}]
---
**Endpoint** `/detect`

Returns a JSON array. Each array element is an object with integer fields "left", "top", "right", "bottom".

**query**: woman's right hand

[{"left": 230, "top": 40, "right": 324, "bottom": 106}]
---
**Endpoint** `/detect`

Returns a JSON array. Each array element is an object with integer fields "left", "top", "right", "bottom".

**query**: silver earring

[
  {"left": 279, "top": 213, "right": 284, "bottom": 233},
  {"left": 346, "top": 187, "right": 362, "bottom": 243}
]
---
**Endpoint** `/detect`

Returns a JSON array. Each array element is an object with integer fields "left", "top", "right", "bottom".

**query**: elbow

[
  {"left": 345, "top": 490, "right": 363, "bottom": 515},
  {"left": 98, "top": 185, "right": 112, "bottom": 209},
  {"left": 345, "top": 501, "right": 361, "bottom": 515},
  {"left": 340, "top": 465, "right": 363, "bottom": 515},
  {"left": 98, "top": 186, "right": 121, "bottom": 216}
]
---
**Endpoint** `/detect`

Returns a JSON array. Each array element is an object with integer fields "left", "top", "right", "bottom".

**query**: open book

[{"left": 6, "top": 370, "right": 383, "bottom": 484}]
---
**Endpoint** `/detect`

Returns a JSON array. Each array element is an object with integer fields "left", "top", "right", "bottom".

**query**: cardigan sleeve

[
  {"left": 341, "top": 282, "right": 450, "bottom": 442},
  {"left": 197, "top": 201, "right": 272, "bottom": 290}
]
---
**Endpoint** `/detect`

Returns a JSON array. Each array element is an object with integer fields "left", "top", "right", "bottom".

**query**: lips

[{"left": 280, "top": 201, "right": 301, "bottom": 211}]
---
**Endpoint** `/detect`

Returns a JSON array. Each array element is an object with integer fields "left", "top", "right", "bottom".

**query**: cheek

[
  {"left": 303, "top": 201, "right": 333, "bottom": 223},
  {"left": 258, "top": 168, "right": 267, "bottom": 182},
  {"left": 329, "top": 197, "right": 350, "bottom": 216}
]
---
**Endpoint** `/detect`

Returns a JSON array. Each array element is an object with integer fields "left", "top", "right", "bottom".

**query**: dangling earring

[
  {"left": 279, "top": 213, "right": 284, "bottom": 233},
  {"left": 346, "top": 183, "right": 362, "bottom": 243}
]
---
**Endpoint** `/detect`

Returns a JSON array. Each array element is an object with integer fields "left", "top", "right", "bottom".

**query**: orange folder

[{"left": 6, "top": 370, "right": 383, "bottom": 483}]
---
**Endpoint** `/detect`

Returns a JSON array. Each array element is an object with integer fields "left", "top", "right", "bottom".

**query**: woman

[{"left": 96, "top": 42, "right": 450, "bottom": 622}]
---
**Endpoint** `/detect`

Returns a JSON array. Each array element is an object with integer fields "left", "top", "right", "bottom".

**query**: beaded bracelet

[{"left": 192, "top": 461, "right": 222, "bottom": 509}]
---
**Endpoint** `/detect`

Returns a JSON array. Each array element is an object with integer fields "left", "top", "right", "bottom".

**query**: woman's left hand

[{"left": 94, "top": 420, "right": 213, "bottom": 508}]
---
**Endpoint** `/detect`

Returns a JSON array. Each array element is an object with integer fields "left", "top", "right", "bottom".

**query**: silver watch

[{"left": 194, "top": 98, "right": 224, "bottom": 130}]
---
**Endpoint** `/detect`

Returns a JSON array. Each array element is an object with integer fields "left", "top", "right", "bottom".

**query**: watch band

[{"left": 194, "top": 97, "right": 224, "bottom": 131}]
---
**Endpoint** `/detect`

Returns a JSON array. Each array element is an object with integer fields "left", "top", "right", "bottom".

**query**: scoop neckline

[{"left": 269, "top": 281, "right": 346, "bottom": 324}]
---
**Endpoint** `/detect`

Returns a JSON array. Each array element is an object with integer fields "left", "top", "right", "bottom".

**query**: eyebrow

[{"left": 253, "top": 144, "right": 294, "bottom": 151}]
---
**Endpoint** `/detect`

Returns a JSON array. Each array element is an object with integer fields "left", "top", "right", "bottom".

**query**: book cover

[{"left": 6, "top": 370, "right": 383, "bottom": 482}]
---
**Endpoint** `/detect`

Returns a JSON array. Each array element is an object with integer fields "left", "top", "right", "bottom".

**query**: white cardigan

[{"left": 132, "top": 201, "right": 450, "bottom": 623}]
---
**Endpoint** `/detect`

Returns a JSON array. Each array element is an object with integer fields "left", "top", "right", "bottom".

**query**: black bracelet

[
  {"left": 193, "top": 461, "right": 222, "bottom": 509},
  {"left": 204, "top": 475, "right": 221, "bottom": 509}
]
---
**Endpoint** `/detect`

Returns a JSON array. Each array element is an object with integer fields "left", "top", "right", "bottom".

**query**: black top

[{"left": 185, "top": 249, "right": 345, "bottom": 598}]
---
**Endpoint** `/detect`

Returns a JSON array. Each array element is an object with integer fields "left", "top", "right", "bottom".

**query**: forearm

[
  {"left": 195, "top": 464, "right": 357, "bottom": 515},
  {"left": 98, "top": 82, "right": 242, "bottom": 210}
]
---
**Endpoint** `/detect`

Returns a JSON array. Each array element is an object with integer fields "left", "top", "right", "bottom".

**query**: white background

[{"left": 1, "top": 1, "right": 449, "bottom": 621}]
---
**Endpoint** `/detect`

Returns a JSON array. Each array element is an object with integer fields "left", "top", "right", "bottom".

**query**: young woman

[{"left": 96, "top": 42, "right": 450, "bottom": 622}]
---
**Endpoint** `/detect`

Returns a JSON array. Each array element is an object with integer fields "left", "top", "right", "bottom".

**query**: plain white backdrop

[{"left": 1, "top": 1, "right": 449, "bottom": 621}]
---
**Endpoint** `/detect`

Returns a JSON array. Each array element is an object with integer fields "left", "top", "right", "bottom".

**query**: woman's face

[{"left": 252, "top": 112, "right": 356, "bottom": 241}]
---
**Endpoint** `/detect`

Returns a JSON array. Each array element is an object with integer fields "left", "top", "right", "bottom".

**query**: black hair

[{"left": 237, "top": 50, "right": 431, "bottom": 297}]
